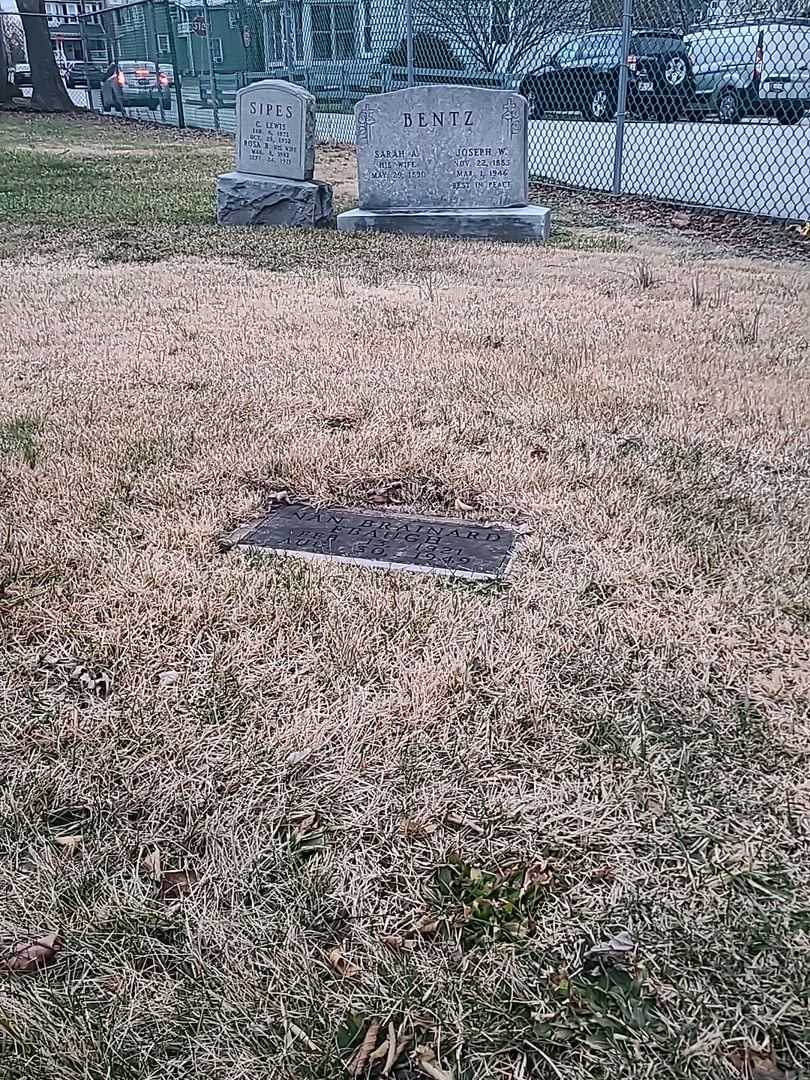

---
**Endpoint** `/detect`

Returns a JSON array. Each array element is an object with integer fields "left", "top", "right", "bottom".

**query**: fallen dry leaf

[
  {"left": 157, "top": 669, "right": 179, "bottom": 689},
  {"left": 72, "top": 664, "right": 112, "bottom": 698},
  {"left": 368, "top": 1038, "right": 390, "bottom": 1066},
  {"left": 399, "top": 818, "right": 437, "bottom": 840},
  {"left": 415, "top": 915, "right": 441, "bottom": 936},
  {"left": 729, "top": 1048, "right": 792, "bottom": 1080},
  {"left": 382, "top": 934, "right": 404, "bottom": 951},
  {"left": 285, "top": 747, "right": 314, "bottom": 766},
  {"left": 585, "top": 930, "right": 636, "bottom": 966},
  {"left": 417, "top": 1046, "right": 454, "bottom": 1080},
  {"left": 293, "top": 813, "right": 320, "bottom": 836},
  {"left": 590, "top": 865, "right": 615, "bottom": 883},
  {"left": 327, "top": 946, "right": 360, "bottom": 980},
  {"left": 444, "top": 812, "right": 485, "bottom": 836},
  {"left": 4, "top": 931, "right": 61, "bottom": 973},
  {"left": 158, "top": 868, "right": 198, "bottom": 900},
  {"left": 350, "top": 1020, "right": 380, "bottom": 1076},
  {"left": 367, "top": 481, "right": 403, "bottom": 505},
  {"left": 671, "top": 211, "right": 692, "bottom": 228},
  {"left": 142, "top": 849, "right": 162, "bottom": 881},
  {"left": 383, "top": 1024, "right": 409, "bottom": 1077},
  {"left": 453, "top": 497, "right": 478, "bottom": 513},
  {"left": 520, "top": 860, "right": 553, "bottom": 894},
  {"left": 266, "top": 489, "right": 291, "bottom": 505},
  {"left": 54, "top": 834, "right": 83, "bottom": 855}
]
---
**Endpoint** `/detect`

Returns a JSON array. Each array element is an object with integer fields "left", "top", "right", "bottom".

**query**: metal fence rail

[{"left": 4, "top": 0, "right": 810, "bottom": 220}]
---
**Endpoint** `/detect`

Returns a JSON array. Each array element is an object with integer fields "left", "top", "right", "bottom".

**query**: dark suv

[
  {"left": 66, "top": 62, "right": 105, "bottom": 89},
  {"left": 519, "top": 29, "right": 694, "bottom": 121}
]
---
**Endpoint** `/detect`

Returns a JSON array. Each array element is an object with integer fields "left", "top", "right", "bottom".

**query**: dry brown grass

[{"left": 1, "top": 116, "right": 810, "bottom": 1080}]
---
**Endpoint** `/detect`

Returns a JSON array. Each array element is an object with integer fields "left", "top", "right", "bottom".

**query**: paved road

[{"left": 65, "top": 88, "right": 809, "bottom": 220}]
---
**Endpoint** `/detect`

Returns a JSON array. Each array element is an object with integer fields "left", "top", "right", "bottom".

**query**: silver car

[{"left": 100, "top": 61, "right": 171, "bottom": 112}]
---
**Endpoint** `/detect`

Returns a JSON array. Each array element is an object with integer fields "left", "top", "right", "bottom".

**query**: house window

[
  {"left": 491, "top": 0, "right": 509, "bottom": 45},
  {"left": 267, "top": 6, "right": 282, "bottom": 60},
  {"left": 362, "top": 0, "right": 371, "bottom": 51},
  {"left": 228, "top": 9, "right": 239, "bottom": 28},
  {"left": 212, "top": 36, "right": 223, "bottom": 62},
  {"left": 157, "top": 32, "right": 170, "bottom": 52},
  {"left": 292, "top": 1, "right": 303, "bottom": 58},
  {"left": 312, "top": 2, "right": 355, "bottom": 60},
  {"left": 265, "top": 2, "right": 303, "bottom": 63}
]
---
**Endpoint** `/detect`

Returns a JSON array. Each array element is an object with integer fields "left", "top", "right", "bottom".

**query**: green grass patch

[
  {"left": 0, "top": 113, "right": 455, "bottom": 275},
  {"left": 0, "top": 413, "right": 43, "bottom": 467},
  {"left": 0, "top": 143, "right": 224, "bottom": 228}
]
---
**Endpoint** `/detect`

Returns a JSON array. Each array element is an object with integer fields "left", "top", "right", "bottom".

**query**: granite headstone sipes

[{"left": 216, "top": 80, "right": 333, "bottom": 228}]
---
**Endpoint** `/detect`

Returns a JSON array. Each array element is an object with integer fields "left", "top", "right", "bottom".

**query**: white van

[{"left": 685, "top": 18, "right": 810, "bottom": 123}]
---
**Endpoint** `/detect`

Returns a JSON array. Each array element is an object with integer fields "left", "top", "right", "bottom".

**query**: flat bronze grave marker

[{"left": 230, "top": 505, "right": 517, "bottom": 580}]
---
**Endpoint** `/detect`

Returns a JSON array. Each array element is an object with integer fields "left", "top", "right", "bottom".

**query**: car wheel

[
  {"left": 717, "top": 87, "right": 742, "bottom": 123},
  {"left": 585, "top": 86, "right": 616, "bottom": 121},
  {"left": 775, "top": 106, "right": 804, "bottom": 125},
  {"left": 664, "top": 56, "right": 688, "bottom": 88}
]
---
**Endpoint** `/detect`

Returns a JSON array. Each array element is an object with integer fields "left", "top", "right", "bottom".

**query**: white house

[
  {"left": 258, "top": 0, "right": 405, "bottom": 69},
  {"left": 45, "top": 0, "right": 108, "bottom": 61}
]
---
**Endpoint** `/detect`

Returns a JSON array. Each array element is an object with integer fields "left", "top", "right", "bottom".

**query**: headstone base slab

[
  {"left": 216, "top": 171, "right": 334, "bottom": 228},
  {"left": 336, "top": 205, "right": 551, "bottom": 243}
]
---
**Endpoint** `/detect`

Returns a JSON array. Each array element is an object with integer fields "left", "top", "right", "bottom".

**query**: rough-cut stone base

[
  {"left": 336, "top": 205, "right": 551, "bottom": 243},
  {"left": 216, "top": 171, "right": 334, "bottom": 227}
]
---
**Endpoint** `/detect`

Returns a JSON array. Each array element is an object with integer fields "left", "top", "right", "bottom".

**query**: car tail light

[
  {"left": 116, "top": 71, "right": 125, "bottom": 85},
  {"left": 753, "top": 44, "right": 763, "bottom": 87}
]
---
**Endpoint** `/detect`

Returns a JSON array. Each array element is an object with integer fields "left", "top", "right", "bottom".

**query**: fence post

[
  {"left": 405, "top": 0, "right": 414, "bottom": 87},
  {"left": 145, "top": 1, "right": 166, "bottom": 123},
  {"left": 100, "top": 8, "right": 117, "bottom": 68},
  {"left": 340, "top": 63, "right": 348, "bottom": 112},
  {"left": 612, "top": 0, "right": 633, "bottom": 196},
  {"left": 164, "top": 0, "right": 185, "bottom": 129},
  {"left": 78, "top": 17, "right": 95, "bottom": 111},
  {"left": 201, "top": 0, "right": 219, "bottom": 130},
  {"left": 280, "top": 0, "right": 291, "bottom": 78}
]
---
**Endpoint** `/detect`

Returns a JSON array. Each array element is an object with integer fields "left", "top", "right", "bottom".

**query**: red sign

[{"left": 192, "top": 14, "right": 207, "bottom": 36}]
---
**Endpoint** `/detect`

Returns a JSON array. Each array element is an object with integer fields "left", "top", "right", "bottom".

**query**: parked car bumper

[{"left": 120, "top": 90, "right": 171, "bottom": 108}]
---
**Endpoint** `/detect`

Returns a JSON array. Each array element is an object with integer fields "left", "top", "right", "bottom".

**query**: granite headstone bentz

[
  {"left": 216, "top": 80, "right": 333, "bottom": 228},
  {"left": 337, "top": 85, "right": 550, "bottom": 242}
]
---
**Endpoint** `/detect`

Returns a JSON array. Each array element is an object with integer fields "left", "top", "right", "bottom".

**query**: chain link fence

[{"left": 4, "top": 0, "right": 809, "bottom": 219}]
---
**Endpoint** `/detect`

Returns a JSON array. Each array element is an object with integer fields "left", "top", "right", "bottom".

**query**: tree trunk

[
  {"left": 17, "top": 0, "right": 74, "bottom": 111},
  {"left": 0, "top": 26, "right": 15, "bottom": 103}
]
